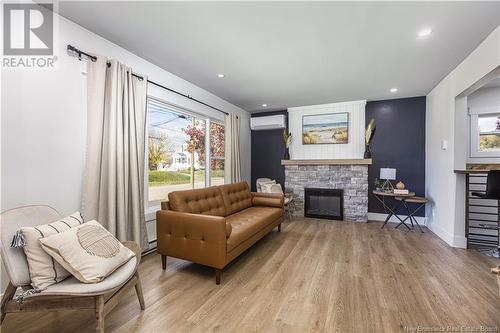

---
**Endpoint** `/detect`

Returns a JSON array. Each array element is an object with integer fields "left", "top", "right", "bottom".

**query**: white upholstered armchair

[{"left": 0, "top": 205, "right": 145, "bottom": 332}]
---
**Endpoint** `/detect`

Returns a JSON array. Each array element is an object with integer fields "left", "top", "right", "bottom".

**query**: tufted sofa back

[
  {"left": 168, "top": 186, "right": 227, "bottom": 216},
  {"left": 167, "top": 182, "right": 254, "bottom": 217},
  {"left": 219, "top": 182, "right": 253, "bottom": 215}
]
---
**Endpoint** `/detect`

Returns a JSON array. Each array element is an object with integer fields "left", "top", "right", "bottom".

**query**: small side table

[
  {"left": 395, "top": 196, "right": 429, "bottom": 233},
  {"left": 372, "top": 190, "right": 415, "bottom": 230}
]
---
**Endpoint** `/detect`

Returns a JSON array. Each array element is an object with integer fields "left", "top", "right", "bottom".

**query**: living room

[{"left": 1, "top": 1, "right": 499, "bottom": 332}]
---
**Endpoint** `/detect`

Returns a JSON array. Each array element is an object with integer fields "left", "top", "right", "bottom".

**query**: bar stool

[
  {"left": 471, "top": 170, "right": 500, "bottom": 258},
  {"left": 395, "top": 196, "right": 429, "bottom": 233}
]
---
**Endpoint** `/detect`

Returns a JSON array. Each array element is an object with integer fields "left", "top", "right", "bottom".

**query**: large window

[
  {"left": 470, "top": 107, "right": 500, "bottom": 158},
  {"left": 147, "top": 98, "right": 225, "bottom": 206}
]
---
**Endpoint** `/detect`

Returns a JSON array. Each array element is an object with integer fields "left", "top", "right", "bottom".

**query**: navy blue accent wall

[
  {"left": 366, "top": 97, "right": 426, "bottom": 216},
  {"left": 251, "top": 111, "right": 287, "bottom": 192}
]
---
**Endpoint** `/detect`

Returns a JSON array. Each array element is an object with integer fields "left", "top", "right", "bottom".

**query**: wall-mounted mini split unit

[{"left": 250, "top": 115, "right": 286, "bottom": 131}]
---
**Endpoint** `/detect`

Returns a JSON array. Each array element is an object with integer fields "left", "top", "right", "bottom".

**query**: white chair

[
  {"left": 256, "top": 178, "right": 273, "bottom": 192},
  {"left": 0, "top": 205, "right": 145, "bottom": 332}
]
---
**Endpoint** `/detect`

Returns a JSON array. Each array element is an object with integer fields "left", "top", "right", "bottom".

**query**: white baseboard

[
  {"left": 426, "top": 222, "right": 467, "bottom": 248},
  {"left": 368, "top": 213, "right": 468, "bottom": 248},
  {"left": 368, "top": 212, "right": 427, "bottom": 226}
]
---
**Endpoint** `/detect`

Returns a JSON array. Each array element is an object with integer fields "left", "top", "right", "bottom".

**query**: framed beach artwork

[{"left": 302, "top": 112, "right": 349, "bottom": 144}]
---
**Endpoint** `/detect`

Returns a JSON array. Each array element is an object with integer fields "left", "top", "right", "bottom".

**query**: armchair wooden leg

[
  {"left": 161, "top": 255, "right": 167, "bottom": 270},
  {"left": 134, "top": 272, "right": 146, "bottom": 310},
  {"left": 1, "top": 282, "right": 16, "bottom": 324},
  {"left": 215, "top": 269, "right": 221, "bottom": 285},
  {"left": 95, "top": 295, "right": 105, "bottom": 333}
]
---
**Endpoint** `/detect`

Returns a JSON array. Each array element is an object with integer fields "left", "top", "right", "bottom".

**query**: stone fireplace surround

[{"left": 284, "top": 162, "right": 369, "bottom": 222}]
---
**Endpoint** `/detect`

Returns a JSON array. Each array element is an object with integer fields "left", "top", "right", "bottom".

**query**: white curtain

[
  {"left": 224, "top": 113, "right": 241, "bottom": 183},
  {"left": 82, "top": 57, "right": 148, "bottom": 250}
]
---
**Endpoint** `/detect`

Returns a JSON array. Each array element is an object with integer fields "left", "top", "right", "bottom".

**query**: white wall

[
  {"left": 426, "top": 26, "right": 500, "bottom": 247},
  {"left": 287, "top": 100, "right": 366, "bottom": 160},
  {"left": 468, "top": 86, "right": 500, "bottom": 109},
  {"left": 467, "top": 86, "right": 500, "bottom": 164},
  {"left": 1, "top": 10, "right": 251, "bottom": 217}
]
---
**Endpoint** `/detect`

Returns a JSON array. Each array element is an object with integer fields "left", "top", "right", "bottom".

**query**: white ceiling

[{"left": 56, "top": 1, "right": 500, "bottom": 112}]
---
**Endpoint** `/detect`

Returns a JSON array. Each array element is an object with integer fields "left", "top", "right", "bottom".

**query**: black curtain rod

[{"left": 67, "top": 44, "right": 229, "bottom": 116}]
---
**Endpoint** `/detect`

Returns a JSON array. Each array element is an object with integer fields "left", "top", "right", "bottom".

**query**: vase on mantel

[
  {"left": 364, "top": 145, "right": 372, "bottom": 159},
  {"left": 284, "top": 148, "right": 290, "bottom": 160}
]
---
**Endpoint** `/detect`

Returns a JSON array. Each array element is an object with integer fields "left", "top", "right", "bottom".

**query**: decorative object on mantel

[
  {"left": 302, "top": 112, "right": 349, "bottom": 144},
  {"left": 380, "top": 168, "right": 396, "bottom": 192},
  {"left": 282, "top": 130, "right": 292, "bottom": 160},
  {"left": 364, "top": 118, "right": 376, "bottom": 158}
]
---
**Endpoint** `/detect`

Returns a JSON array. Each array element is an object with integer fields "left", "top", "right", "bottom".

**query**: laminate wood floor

[{"left": 3, "top": 219, "right": 500, "bottom": 333}]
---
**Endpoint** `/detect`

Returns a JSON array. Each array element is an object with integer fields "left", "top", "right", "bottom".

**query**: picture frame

[{"left": 302, "top": 112, "right": 349, "bottom": 145}]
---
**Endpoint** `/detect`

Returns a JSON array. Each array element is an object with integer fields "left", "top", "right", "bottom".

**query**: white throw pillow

[
  {"left": 39, "top": 220, "right": 134, "bottom": 284},
  {"left": 19, "top": 212, "right": 84, "bottom": 290},
  {"left": 260, "top": 180, "right": 276, "bottom": 193},
  {"left": 262, "top": 182, "right": 283, "bottom": 194},
  {"left": 257, "top": 179, "right": 275, "bottom": 192}
]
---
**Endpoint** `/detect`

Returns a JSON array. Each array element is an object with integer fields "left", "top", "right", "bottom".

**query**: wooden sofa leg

[
  {"left": 95, "top": 295, "right": 105, "bottom": 333},
  {"left": 1, "top": 282, "right": 16, "bottom": 324},
  {"left": 161, "top": 255, "right": 167, "bottom": 270},
  {"left": 134, "top": 272, "right": 146, "bottom": 310},
  {"left": 278, "top": 223, "right": 282, "bottom": 232},
  {"left": 215, "top": 269, "right": 221, "bottom": 285}
]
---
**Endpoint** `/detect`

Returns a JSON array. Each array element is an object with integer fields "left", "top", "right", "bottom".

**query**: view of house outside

[{"left": 147, "top": 100, "right": 225, "bottom": 204}]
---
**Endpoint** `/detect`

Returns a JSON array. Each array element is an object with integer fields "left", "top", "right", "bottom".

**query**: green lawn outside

[
  {"left": 480, "top": 134, "right": 500, "bottom": 150},
  {"left": 149, "top": 169, "right": 224, "bottom": 186},
  {"left": 149, "top": 170, "right": 190, "bottom": 186}
]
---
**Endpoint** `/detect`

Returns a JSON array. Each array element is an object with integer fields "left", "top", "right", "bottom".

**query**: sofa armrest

[
  {"left": 161, "top": 201, "right": 170, "bottom": 210},
  {"left": 156, "top": 210, "right": 227, "bottom": 269},
  {"left": 251, "top": 192, "right": 284, "bottom": 208}
]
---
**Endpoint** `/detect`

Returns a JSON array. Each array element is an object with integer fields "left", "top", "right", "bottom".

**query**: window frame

[
  {"left": 469, "top": 106, "right": 500, "bottom": 158},
  {"left": 144, "top": 96, "right": 226, "bottom": 217}
]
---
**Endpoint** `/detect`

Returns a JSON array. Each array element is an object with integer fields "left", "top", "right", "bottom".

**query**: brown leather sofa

[{"left": 156, "top": 182, "right": 284, "bottom": 284}]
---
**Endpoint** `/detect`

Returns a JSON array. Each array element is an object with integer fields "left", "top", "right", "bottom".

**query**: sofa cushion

[
  {"left": 219, "top": 182, "right": 253, "bottom": 215},
  {"left": 226, "top": 207, "right": 282, "bottom": 252},
  {"left": 168, "top": 186, "right": 227, "bottom": 216}
]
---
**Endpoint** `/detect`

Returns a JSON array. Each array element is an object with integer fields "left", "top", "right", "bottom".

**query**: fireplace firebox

[{"left": 304, "top": 188, "right": 344, "bottom": 220}]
